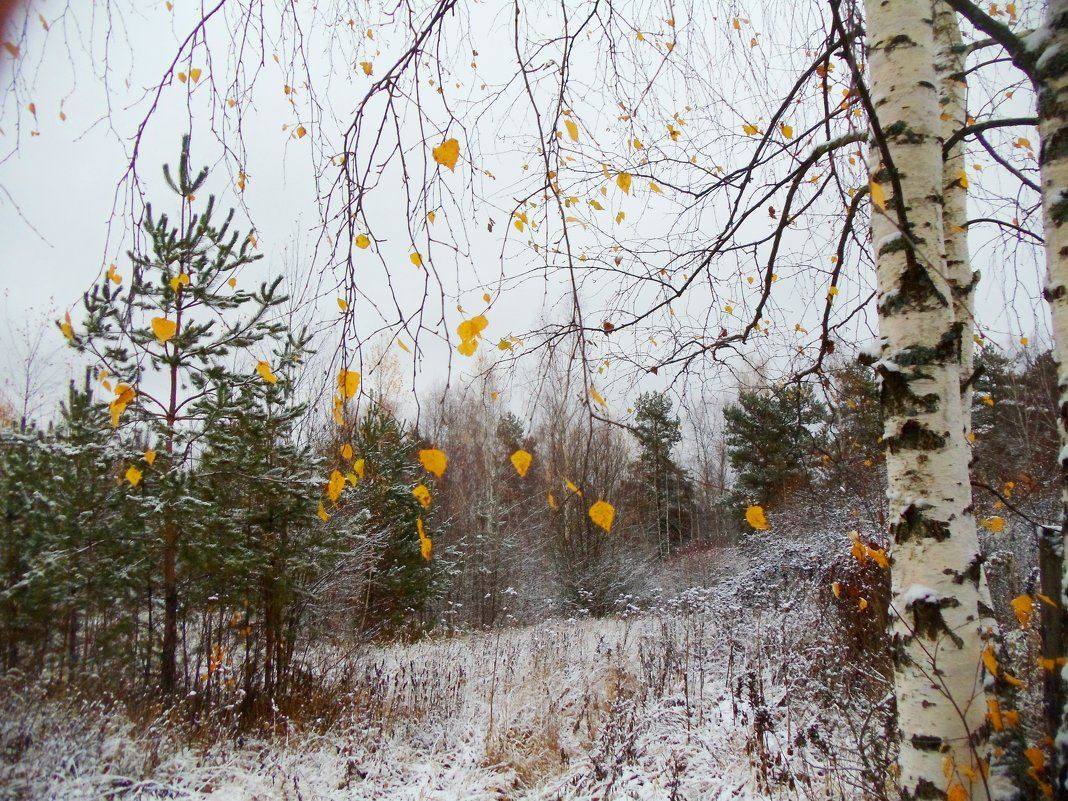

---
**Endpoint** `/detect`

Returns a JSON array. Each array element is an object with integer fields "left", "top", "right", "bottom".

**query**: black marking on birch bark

[
  {"left": 883, "top": 119, "right": 927, "bottom": 146},
  {"left": 878, "top": 367, "right": 938, "bottom": 418},
  {"left": 910, "top": 734, "right": 945, "bottom": 751},
  {"left": 908, "top": 596, "right": 964, "bottom": 646},
  {"left": 883, "top": 34, "right": 917, "bottom": 53},
  {"left": 886, "top": 419, "right": 946, "bottom": 452},
  {"left": 950, "top": 271, "right": 979, "bottom": 299},
  {"left": 879, "top": 260, "right": 948, "bottom": 315},
  {"left": 892, "top": 503, "right": 951, "bottom": 543},
  {"left": 903, "top": 777, "right": 947, "bottom": 800},
  {"left": 1044, "top": 282, "right": 1066, "bottom": 302},
  {"left": 949, "top": 552, "right": 985, "bottom": 587}
]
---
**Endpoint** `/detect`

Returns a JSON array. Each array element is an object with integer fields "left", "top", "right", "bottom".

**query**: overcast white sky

[{"left": 0, "top": 0, "right": 1050, "bottom": 427}]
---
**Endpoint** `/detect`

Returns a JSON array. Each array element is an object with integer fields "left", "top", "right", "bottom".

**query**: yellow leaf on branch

[
  {"left": 870, "top": 180, "right": 886, "bottom": 210},
  {"left": 419, "top": 448, "right": 447, "bottom": 478},
  {"left": 432, "top": 138, "right": 460, "bottom": 171},
  {"left": 588, "top": 500, "right": 615, "bottom": 532},
  {"left": 256, "top": 361, "right": 278, "bottom": 385},
  {"left": 510, "top": 449, "right": 532, "bottom": 477},
  {"left": 417, "top": 518, "right": 432, "bottom": 560},
  {"left": 981, "top": 515, "right": 1006, "bottom": 533},
  {"left": 338, "top": 369, "right": 361, "bottom": 399},
  {"left": 327, "top": 470, "right": 346, "bottom": 502},
  {"left": 745, "top": 505, "right": 769, "bottom": 530},
  {"left": 151, "top": 317, "right": 177, "bottom": 344},
  {"left": 1010, "top": 594, "right": 1034, "bottom": 627},
  {"left": 412, "top": 483, "right": 432, "bottom": 508}
]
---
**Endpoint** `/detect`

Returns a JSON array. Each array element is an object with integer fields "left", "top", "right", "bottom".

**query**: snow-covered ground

[{"left": 1, "top": 545, "right": 888, "bottom": 800}]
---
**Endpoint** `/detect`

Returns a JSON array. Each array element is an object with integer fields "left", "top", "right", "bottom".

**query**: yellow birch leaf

[
  {"left": 417, "top": 518, "right": 432, "bottom": 560},
  {"left": 152, "top": 317, "right": 177, "bottom": 344},
  {"left": 317, "top": 502, "right": 330, "bottom": 522},
  {"left": 866, "top": 546, "right": 889, "bottom": 569},
  {"left": 745, "top": 505, "right": 769, "bottom": 530},
  {"left": 588, "top": 500, "right": 615, "bottom": 532},
  {"left": 355, "top": 233, "right": 371, "bottom": 249},
  {"left": 410, "top": 252, "right": 423, "bottom": 267},
  {"left": 189, "top": 67, "right": 202, "bottom": 83},
  {"left": 589, "top": 386, "right": 608, "bottom": 407},
  {"left": 870, "top": 180, "right": 886, "bottom": 210},
  {"left": 780, "top": 123, "right": 793, "bottom": 139},
  {"left": 59, "top": 312, "right": 74, "bottom": 341},
  {"left": 169, "top": 273, "right": 189, "bottom": 292},
  {"left": 109, "top": 385, "right": 135, "bottom": 427},
  {"left": 616, "top": 172, "right": 632, "bottom": 194},
  {"left": 144, "top": 449, "right": 156, "bottom": 466},
  {"left": 360, "top": 61, "right": 373, "bottom": 75},
  {"left": 341, "top": 444, "right": 354, "bottom": 460},
  {"left": 125, "top": 465, "right": 142, "bottom": 486},
  {"left": 566, "top": 479, "right": 582, "bottom": 496},
  {"left": 256, "top": 361, "right": 278, "bottom": 384},
  {"left": 228, "top": 277, "right": 237, "bottom": 288},
  {"left": 338, "top": 369, "right": 361, "bottom": 399},
  {"left": 510, "top": 449, "right": 532, "bottom": 477},
  {"left": 982, "top": 516, "right": 1006, "bottom": 533},
  {"left": 432, "top": 138, "right": 460, "bottom": 170},
  {"left": 832, "top": 582, "right": 841, "bottom": 598},
  {"left": 1010, "top": 594, "right": 1034, "bottom": 627},
  {"left": 352, "top": 458, "right": 365, "bottom": 480},
  {"left": 565, "top": 119, "right": 579, "bottom": 142},
  {"left": 296, "top": 125, "right": 307, "bottom": 138},
  {"left": 649, "top": 181, "right": 662, "bottom": 193},
  {"left": 419, "top": 448, "right": 447, "bottom": 477},
  {"left": 413, "top": 483, "right": 432, "bottom": 508},
  {"left": 337, "top": 297, "right": 348, "bottom": 311},
  {"left": 327, "top": 470, "right": 346, "bottom": 502},
  {"left": 107, "top": 264, "right": 121, "bottom": 284},
  {"left": 982, "top": 644, "right": 999, "bottom": 676},
  {"left": 742, "top": 123, "right": 759, "bottom": 135},
  {"left": 547, "top": 492, "right": 558, "bottom": 510}
]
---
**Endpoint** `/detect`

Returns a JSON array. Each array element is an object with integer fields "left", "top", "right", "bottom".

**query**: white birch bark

[
  {"left": 1032, "top": 1, "right": 1068, "bottom": 793},
  {"left": 865, "top": 0, "right": 993, "bottom": 797},
  {"left": 934, "top": 3, "right": 975, "bottom": 440}
]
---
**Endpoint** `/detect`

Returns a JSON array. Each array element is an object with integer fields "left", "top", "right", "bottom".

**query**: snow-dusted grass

[{"left": 1, "top": 551, "right": 890, "bottom": 800}]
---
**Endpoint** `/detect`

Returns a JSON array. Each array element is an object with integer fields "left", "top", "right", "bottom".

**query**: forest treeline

[
  {"left": 1, "top": 319, "right": 1057, "bottom": 721},
  {"left": 0, "top": 146, "right": 1059, "bottom": 727}
]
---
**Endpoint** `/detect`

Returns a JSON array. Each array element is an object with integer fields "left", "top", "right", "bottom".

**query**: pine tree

[
  {"left": 626, "top": 392, "right": 696, "bottom": 555},
  {"left": 339, "top": 398, "right": 437, "bottom": 635},
  {"left": 723, "top": 383, "right": 826, "bottom": 510},
  {"left": 67, "top": 136, "right": 296, "bottom": 699},
  {"left": 194, "top": 339, "right": 328, "bottom": 709}
]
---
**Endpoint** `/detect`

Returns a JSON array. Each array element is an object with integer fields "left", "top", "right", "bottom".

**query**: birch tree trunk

[
  {"left": 934, "top": 3, "right": 975, "bottom": 439},
  {"left": 1034, "top": 0, "right": 1068, "bottom": 790},
  {"left": 865, "top": 0, "right": 993, "bottom": 796}
]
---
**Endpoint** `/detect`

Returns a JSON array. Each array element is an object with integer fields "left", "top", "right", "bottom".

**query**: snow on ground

[{"left": 2, "top": 546, "right": 882, "bottom": 800}]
